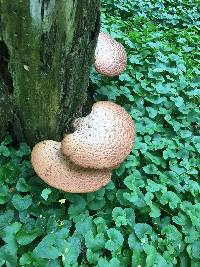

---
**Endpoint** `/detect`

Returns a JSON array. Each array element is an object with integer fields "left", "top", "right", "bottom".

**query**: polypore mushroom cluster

[
  {"left": 94, "top": 32, "right": 127, "bottom": 77},
  {"left": 31, "top": 101, "right": 134, "bottom": 193}
]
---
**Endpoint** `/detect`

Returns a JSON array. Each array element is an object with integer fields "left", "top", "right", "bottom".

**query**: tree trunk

[{"left": 0, "top": 0, "right": 100, "bottom": 145}]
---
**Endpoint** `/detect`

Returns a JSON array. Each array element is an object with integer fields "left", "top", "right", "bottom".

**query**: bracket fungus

[
  {"left": 62, "top": 101, "right": 135, "bottom": 170},
  {"left": 94, "top": 32, "right": 127, "bottom": 77},
  {"left": 31, "top": 140, "right": 112, "bottom": 193},
  {"left": 31, "top": 101, "right": 134, "bottom": 193}
]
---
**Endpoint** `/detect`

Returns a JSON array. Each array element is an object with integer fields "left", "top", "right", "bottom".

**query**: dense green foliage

[{"left": 0, "top": 1, "right": 199, "bottom": 266}]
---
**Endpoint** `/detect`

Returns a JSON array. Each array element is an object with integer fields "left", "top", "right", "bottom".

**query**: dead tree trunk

[{"left": 0, "top": 0, "right": 100, "bottom": 145}]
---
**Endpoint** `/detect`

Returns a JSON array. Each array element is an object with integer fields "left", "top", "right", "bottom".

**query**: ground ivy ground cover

[{"left": 0, "top": 1, "right": 199, "bottom": 266}]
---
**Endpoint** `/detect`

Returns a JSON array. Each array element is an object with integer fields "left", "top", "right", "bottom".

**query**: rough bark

[
  {"left": 0, "top": 77, "right": 12, "bottom": 140},
  {"left": 0, "top": 0, "right": 100, "bottom": 145}
]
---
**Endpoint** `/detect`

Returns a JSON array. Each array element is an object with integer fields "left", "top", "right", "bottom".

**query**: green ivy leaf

[
  {"left": 0, "top": 210, "right": 14, "bottom": 229},
  {"left": 134, "top": 223, "right": 153, "bottom": 239},
  {"left": 143, "top": 164, "right": 158, "bottom": 174},
  {"left": 187, "top": 241, "right": 200, "bottom": 259},
  {"left": 85, "top": 231, "right": 105, "bottom": 251},
  {"left": 16, "top": 143, "right": 31, "bottom": 157},
  {"left": 112, "top": 207, "right": 127, "bottom": 227},
  {"left": 62, "top": 236, "right": 81, "bottom": 266},
  {"left": 160, "top": 191, "right": 181, "bottom": 209},
  {"left": 128, "top": 233, "right": 143, "bottom": 251},
  {"left": 105, "top": 228, "right": 124, "bottom": 252},
  {"left": 34, "top": 233, "right": 61, "bottom": 259},
  {"left": 161, "top": 225, "right": 182, "bottom": 246},
  {"left": 11, "top": 194, "right": 32, "bottom": 211},
  {"left": 0, "top": 145, "right": 10, "bottom": 157},
  {"left": 170, "top": 96, "right": 185, "bottom": 107},
  {"left": 19, "top": 253, "right": 32, "bottom": 265},
  {"left": 86, "top": 249, "right": 100, "bottom": 265},
  {"left": 16, "top": 229, "right": 40, "bottom": 245},
  {"left": 155, "top": 82, "right": 171, "bottom": 94},
  {"left": 98, "top": 257, "right": 121, "bottom": 267},
  {"left": 41, "top": 188, "right": 52, "bottom": 200},
  {"left": 144, "top": 244, "right": 157, "bottom": 267},
  {"left": 0, "top": 247, "right": 18, "bottom": 267},
  {"left": 16, "top": 178, "right": 30, "bottom": 192},
  {"left": 2, "top": 222, "right": 22, "bottom": 255},
  {"left": 94, "top": 217, "right": 108, "bottom": 233},
  {"left": 150, "top": 204, "right": 161, "bottom": 218}
]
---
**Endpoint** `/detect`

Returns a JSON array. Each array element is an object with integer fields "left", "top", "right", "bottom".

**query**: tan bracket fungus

[
  {"left": 31, "top": 140, "right": 112, "bottom": 193},
  {"left": 94, "top": 32, "right": 127, "bottom": 77},
  {"left": 31, "top": 101, "right": 134, "bottom": 193},
  {"left": 62, "top": 101, "right": 135, "bottom": 170}
]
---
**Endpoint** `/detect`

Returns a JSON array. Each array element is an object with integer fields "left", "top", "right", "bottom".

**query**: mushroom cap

[
  {"left": 94, "top": 32, "right": 127, "bottom": 77},
  {"left": 61, "top": 101, "right": 135, "bottom": 169},
  {"left": 31, "top": 140, "right": 112, "bottom": 193}
]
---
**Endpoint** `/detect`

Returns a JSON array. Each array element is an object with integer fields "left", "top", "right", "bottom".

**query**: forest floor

[{"left": 0, "top": 1, "right": 199, "bottom": 266}]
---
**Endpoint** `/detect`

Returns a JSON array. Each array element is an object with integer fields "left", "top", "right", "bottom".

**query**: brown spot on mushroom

[
  {"left": 62, "top": 101, "right": 135, "bottom": 169},
  {"left": 31, "top": 140, "right": 111, "bottom": 193},
  {"left": 94, "top": 32, "right": 127, "bottom": 77}
]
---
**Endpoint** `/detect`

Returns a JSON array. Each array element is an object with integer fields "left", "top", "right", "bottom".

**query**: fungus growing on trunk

[
  {"left": 31, "top": 102, "right": 134, "bottom": 193},
  {"left": 94, "top": 32, "right": 127, "bottom": 76},
  {"left": 31, "top": 140, "right": 112, "bottom": 193},
  {"left": 62, "top": 101, "right": 134, "bottom": 169}
]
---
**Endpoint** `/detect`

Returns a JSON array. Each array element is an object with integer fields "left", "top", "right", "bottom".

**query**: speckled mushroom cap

[
  {"left": 31, "top": 140, "right": 112, "bottom": 193},
  {"left": 94, "top": 32, "right": 127, "bottom": 77},
  {"left": 61, "top": 101, "right": 134, "bottom": 169}
]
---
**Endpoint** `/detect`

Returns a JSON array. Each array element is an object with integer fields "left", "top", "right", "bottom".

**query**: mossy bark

[
  {"left": 0, "top": 78, "right": 12, "bottom": 140},
  {"left": 0, "top": 0, "right": 100, "bottom": 145}
]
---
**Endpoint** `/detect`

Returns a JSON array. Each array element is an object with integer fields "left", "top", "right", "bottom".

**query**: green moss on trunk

[
  {"left": 0, "top": 78, "right": 12, "bottom": 140},
  {"left": 0, "top": 0, "right": 100, "bottom": 145}
]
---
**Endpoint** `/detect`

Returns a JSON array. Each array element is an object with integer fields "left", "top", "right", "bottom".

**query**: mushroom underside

[{"left": 31, "top": 140, "right": 112, "bottom": 193}]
